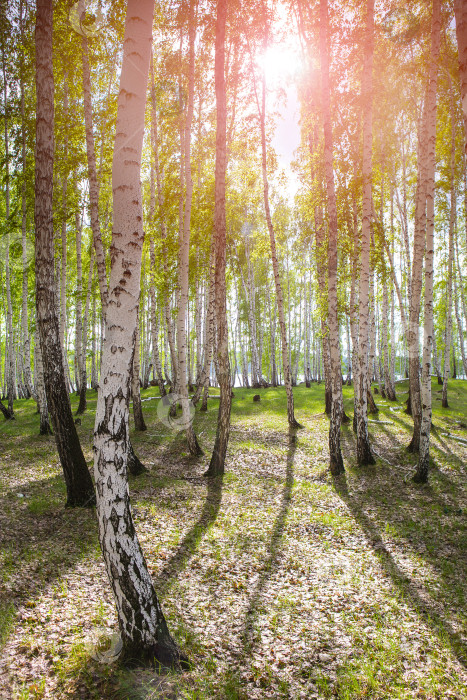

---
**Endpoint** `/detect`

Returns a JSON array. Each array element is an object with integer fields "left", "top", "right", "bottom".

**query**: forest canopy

[{"left": 0, "top": 0, "right": 466, "bottom": 697}]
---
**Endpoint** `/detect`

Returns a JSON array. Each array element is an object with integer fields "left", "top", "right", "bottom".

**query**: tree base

[
  {"left": 65, "top": 491, "right": 96, "bottom": 508},
  {"left": 406, "top": 436, "right": 419, "bottom": 454},
  {"left": 330, "top": 455, "right": 345, "bottom": 475},
  {"left": 412, "top": 469, "right": 428, "bottom": 484},
  {"left": 405, "top": 394, "right": 412, "bottom": 415},
  {"left": 204, "top": 457, "right": 224, "bottom": 477},
  {"left": 187, "top": 431, "right": 204, "bottom": 457},
  {"left": 441, "top": 399, "right": 449, "bottom": 408},
  {"left": 128, "top": 443, "right": 149, "bottom": 476},
  {"left": 39, "top": 421, "right": 53, "bottom": 435},
  {"left": 288, "top": 419, "right": 304, "bottom": 429},
  {"left": 120, "top": 640, "right": 190, "bottom": 671},
  {"left": 357, "top": 444, "right": 375, "bottom": 466}
]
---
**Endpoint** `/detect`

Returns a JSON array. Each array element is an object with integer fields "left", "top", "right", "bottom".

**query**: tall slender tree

[
  {"left": 355, "top": 0, "right": 375, "bottom": 466},
  {"left": 93, "top": 0, "right": 184, "bottom": 664},
  {"left": 35, "top": 0, "right": 95, "bottom": 507},
  {"left": 258, "top": 13, "right": 301, "bottom": 429},
  {"left": 177, "top": 0, "right": 203, "bottom": 455},
  {"left": 414, "top": 0, "right": 441, "bottom": 483},
  {"left": 319, "top": 0, "right": 344, "bottom": 474},
  {"left": 206, "top": 0, "right": 231, "bottom": 476}
]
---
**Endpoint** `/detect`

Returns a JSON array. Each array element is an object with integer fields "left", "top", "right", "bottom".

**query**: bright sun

[{"left": 258, "top": 45, "right": 302, "bottom": 84}]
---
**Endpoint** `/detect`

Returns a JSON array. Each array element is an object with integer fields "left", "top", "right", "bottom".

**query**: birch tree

[
  {"left": 414, "top": 0, "right": 440, "bottom": 482},
  {"left": 355, "top": 0, "right": 375, "bottom": 466},
  {"left": 35, "top": 0, "right": 95, "bottom": 508},
  {"left": 177, "top": 0, "right": 203, "bottom": 455},
  {"left": 256, "top": 17, "right": 301, "bottom": 428},
  {"left": 92, "top": 0, "right": 184, "bottom": 664},
  {"left": 319, "top": 0, "right": 344, "bottom": 474},
  {"left": 206, "top": 0, "right": 231, "bottom": 476}
]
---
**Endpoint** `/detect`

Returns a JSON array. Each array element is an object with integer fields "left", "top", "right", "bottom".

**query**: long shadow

[
  {"left": 0, "top": 474, "right": 99, "bottom": 646},
  {"left": 332, "top": 472, "right": 467, "bottom": 670},
  {"left": 340, "top": 420, "right": 467, "bottom": 623},
  {"left": 239, "top": 428, "right": 296, "bottom": 653},
  {"left": 153, "top": 475, "right": 223, "bottom": 594},
  {"left": 374, "top": 416, "right": 466, "bottom": 479}
]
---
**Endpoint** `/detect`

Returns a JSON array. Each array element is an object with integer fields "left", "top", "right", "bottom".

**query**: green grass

[{"left": 0, "top": 379, "right": 466, "bottom": 698}]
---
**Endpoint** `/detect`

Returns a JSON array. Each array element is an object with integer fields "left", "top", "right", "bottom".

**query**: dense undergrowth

[{"left": 0, "top": 379, "right": 466, "bottom": 699}]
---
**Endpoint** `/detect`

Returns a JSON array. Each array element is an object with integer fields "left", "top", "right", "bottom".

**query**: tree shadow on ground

[
  {"left": 153, "top": 475, "right": 224, "bottom": 595},
  {"left": 238, "top": 427, "right": 297, "bottom": 654},
  {"left": 0, "top": 474, "right": 99, "bottom": 644},
  {"left": 332, "top": 472, "right": 467, "bottom": 671},
  {"left": 340, "top": 416, "right": 466, "bottom": 644}
]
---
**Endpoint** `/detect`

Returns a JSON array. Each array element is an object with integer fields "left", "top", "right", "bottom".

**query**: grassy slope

[{"left": 0, "top": 379, "right": 466, "bottom": 699}]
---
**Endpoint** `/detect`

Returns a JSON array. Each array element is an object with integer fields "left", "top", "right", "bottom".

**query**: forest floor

[{"left": 0, "top": 379, "right": 466, "bottom": 699}]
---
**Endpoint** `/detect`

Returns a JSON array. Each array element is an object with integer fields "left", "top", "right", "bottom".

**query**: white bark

[{"left": 93, "top": 0, "right": 182, "bottom": 664}]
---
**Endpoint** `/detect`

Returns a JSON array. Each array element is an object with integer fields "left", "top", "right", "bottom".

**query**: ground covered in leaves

[{"left": 0, "top": 379, "right": 466, "bottom": 699}]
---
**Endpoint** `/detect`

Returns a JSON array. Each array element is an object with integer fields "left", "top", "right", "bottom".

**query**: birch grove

[{"left": 0, "top": 0, "right": 466, "bottom": 672}]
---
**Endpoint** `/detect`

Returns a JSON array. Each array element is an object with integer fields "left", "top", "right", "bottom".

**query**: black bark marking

[{"left": 110, "top": 507, "right": 119, "bottom": 534}]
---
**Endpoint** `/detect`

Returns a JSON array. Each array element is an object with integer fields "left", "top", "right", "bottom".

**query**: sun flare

[{"left": 258, "top": 45, "right": 302, "bottom": 83}]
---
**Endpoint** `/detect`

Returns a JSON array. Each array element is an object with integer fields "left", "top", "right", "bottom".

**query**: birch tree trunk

[
  {"left": 433, "top": 332, "right": 442, "bottom": 384},
  {"left": 454, "top": 271, "right": 467, "bottom": 376},
  {"left": 350, "top": 205, "right": 359, "bottom": 430},
  {"left": 455, "top": 0, "right": 467, "bottom": 159},
  {"left": 407, "top": 25, "right": 439, "bottom": 451},
  {"left": 177, "top": 0, "right": 202, "bottom": 455},
  {"left": 93, "top": 0, "right": 184, "bottom": 665},
  {"left": 81, "top": 5, "right": 108, "bottom": 312},
  {"left": 355, "top": 0, "right": 375, "bottom": 465},
  {"left": 19, "top": 0, "right": 35, "bottom": 402},
  {"left": 192, "top": 242, "right": 215, "bottom": 408},
  {"left": 132, "top": 309, "right": 147, "bottom": 432},
  {"left": 150, "top": 63, "right": 178, "bottom": 388},
  {"left": 311, "top": 131, "right": 332, "bottom": 415},
  {"left": 206, "top": 0, "right": 231, "bottom": 476},
  {"left": 76, "top": 209, "right": 87, "bottom": 414},
  {"left": 259, "top": 57, "right": 301, "bottom": 428},
  {"left": 442, "top": 196, "right": 455, "bottom": 409},
  {"left": 442, "top": 83, "right": 456, "bottom": 410},
  {"left": 389, "top": 193, "right": 397, "bottom": 393},
  {"left": 319, "top": 0, "right": 344, "bottom": 474},
  {"left": 35, "top": 0, "right": 95, "bottom": 507},
  {"left": 91, "top": 293, "right": 98, "bottom": 389},
  {"left": 59, "top": 77, "right": 70, "bottom": 392},
  {"left": 414, "top": 0, "right": 441, "bottom": 482},
  {"left": 382, "top": 277, "right": 396, "bottom": 400},
  {"left": 149, "top": 240, "right": 166, "bottom": 396},
  {"left": 34, "top": 329, "right": 51, "bottom": 434},
  {"left": 2, "top": 48, "right": 15, "bottom": 417}
]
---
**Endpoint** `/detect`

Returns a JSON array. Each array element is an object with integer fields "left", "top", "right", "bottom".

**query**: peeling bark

[{"left": 93, "top": 0, "right": 183, "bottom": 665}]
